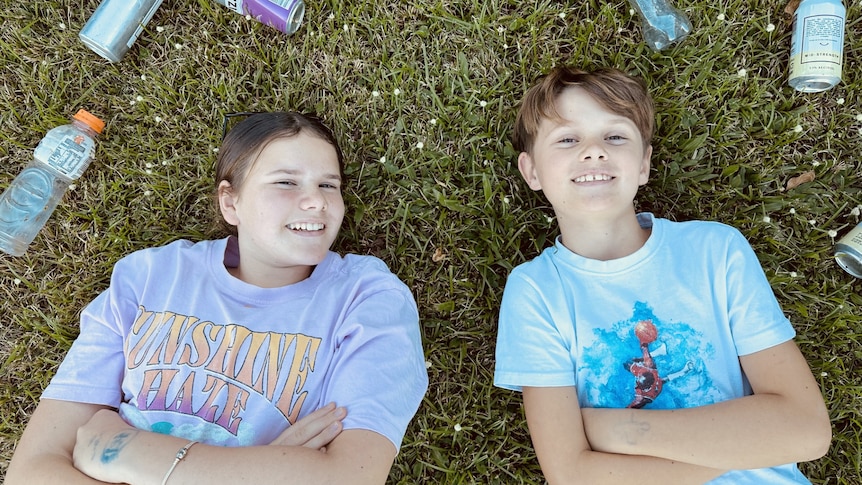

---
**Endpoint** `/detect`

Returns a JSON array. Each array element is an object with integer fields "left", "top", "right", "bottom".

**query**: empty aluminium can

[
  {"left": 835, "top": 223, "right": 862, "bottom": 278},
  {"left": 79, "top": 0, "right": 164, "bottom": 62},
  {"left": 788, "top": 0, "right": 846, "bottom": 92}
]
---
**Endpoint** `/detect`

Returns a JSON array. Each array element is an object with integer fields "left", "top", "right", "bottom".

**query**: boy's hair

[
  {"left": 512, "top": 66, "right": 655, "bottom": 153},
  {"left": 214, "top": 111, "right": 345, "bottom": 236}
]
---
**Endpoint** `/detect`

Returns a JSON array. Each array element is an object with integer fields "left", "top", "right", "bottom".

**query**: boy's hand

[{"left": 269, "top": 402, "right": 346, "bottom": 450}]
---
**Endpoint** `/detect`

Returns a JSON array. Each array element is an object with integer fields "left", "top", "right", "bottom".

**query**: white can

[
  {"left": 79, "top": 0, "right": 165, "bottom": 63},
  {"left": 788, "top": 0, "right": 845, "bottom": 92},
  {"left": 835, "top": 223, "right": 862, "bottom": 278}
]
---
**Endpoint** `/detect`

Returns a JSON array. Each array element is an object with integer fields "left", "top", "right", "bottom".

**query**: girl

[{"left": 7, "top": 112, "right": 428, "bottom": 485}]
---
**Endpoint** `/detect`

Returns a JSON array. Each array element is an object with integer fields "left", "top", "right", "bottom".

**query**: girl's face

[{"left": 218, "top": 132, "right": 345, "bottom": 288}]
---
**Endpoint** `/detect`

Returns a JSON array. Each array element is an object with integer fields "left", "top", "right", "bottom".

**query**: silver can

[
  {"left": 788, "top": 0, "right": 846, "bottom": 92},
  {"left": 835, "top": 222, "right": 862, "bottom": 278},
  {"left": 79, "top": 0, "right": 165, "bottom": 62}
]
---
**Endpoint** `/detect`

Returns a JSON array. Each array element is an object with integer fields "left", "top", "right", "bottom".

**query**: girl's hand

[
  {"left": 269, "top": 402, "right": 346, "bottom": 450},
  {"left": 72, "top": 409, "right": 138, "bottom": 483}
]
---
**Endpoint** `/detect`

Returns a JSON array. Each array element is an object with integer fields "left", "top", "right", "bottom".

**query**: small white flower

[
  {"left": 136, "top": 95, "right": 144, "bottom": 102},
  {"left": 828, "top": 229, "right": 838, "bottom": 238},
  {"left": 850, "top": 206, "right": 861, "bottom": 217},
  {"left": 13, "top": 278, "right": 21, "bottom": 285},
  {"left": 453, "top": 424, "right": 462, "bottom": 432},
  {"left": 497, "top": 26, "right": 505, "bottom": 34},
  {"left": 559, "top": 12, "right": 566, "bottom": 19},
  {"left": 393, "top": 88, "right": 401, "bottom": 95},
  {"left": 144, "top": 190, "right": 152, "bottom": 196},
  {"left": 379, "top": 156, "right": 386, "bottom": 164},
  {"left": 162, "top": 160, "right": 169, "bottom": 166},
  {"left": 372, "top": 90, "right": 380, "bottom": 97},
  {"left": 213, "top": 147, "right": 219, "bottom": 153},
  {"left": 855, "top": 114, "right": 862, "bottom": 122},
  {"left": 59, "top": 22, "right": 66, "bottom": 30},
  {"left": 503, "top": 44, "right": 508, "bottom": 49},
  {"left": 145, "top": 162, "right": 154, "bottom": 169},
  {"left": 145, "top": 169, "right": 152, "bottom": 175},
  {"left": 430, "top": 118, "right": 437, "bottom": 125},
  {"left": 343, "top": 24, "right": 348, "bottom": 32},
  {"left": 245, "top": 14, "right": 252, "bottom": 20},
  {"left": 416, "top": 141, "right": 424, "bottom": 149},
  {"left": 156, "top": 26, "right": 165, "bottom": 33},
  {"left": 174, "top": 43, "right": 183, "bottom": 49},
  {"left": 789, "top": 208, "right": 796, "bottom": 214},
  {"left": 793, "top": 125, "right": 803, "bottom": 133},
  {"left": 790, "top": 272, "right": 798, "bottom": 278},
  {"left": 717, "top": 13, "right": 726, "bottom": 21},
  {"left": 425, "top": 360, "right": 432, "bottom": 369},
  {"left": 812, "top": 161, "right": 821, "bottom": 167},
  {"left": 766, "top": 23, "right": 775, "bottom": 32},
  {"left": 809, "top": 219, "right": 817, "bottom": 226},
  {"left": 546, "top": 215, "right": 554, "bottom": 224},
  {"left": 629, "top": 8, "right": 635, "bottom": 15},
  {"left": 130, "top": 100, "right": 136, "bottom": 106},
  {"left": 328, "top": 13, "right": 335, "bottom": 20},
  {"left": 762, "top": 216, "right": 771, "bottom": 223},
  {"left": 737, "top": 68, "right": 747, "bottom": 78},
  {"left": 140, "top": 74, "right": 147, "bottom": 81},
  {"left": 154, "top": 116, "right": 162, "bottom": 123},
  {"left": 479, "top": 100, "right": 487, "bottom": 107},
  {"left": 820, "top": 371, "right": 828, "bottom": 377},
  {"left": 69, "top": 184, "right": 77, "bottom": 191},
  {"left": 483, "top": 160, "right": 490, "bottom": 166},
  {"left": 837, "top": 98, "right": 845, "bottom": 105},
  {"left": 503, "top": 196, "right": 510, "bottom": 204}
]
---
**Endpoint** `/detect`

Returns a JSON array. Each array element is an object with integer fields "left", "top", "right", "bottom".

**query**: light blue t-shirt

[
  {"left": 43, "top": 237, "right": 428, "bottom": 450},
  {"left": 494, "top": 213, "right": 810, "bottom": 484}
]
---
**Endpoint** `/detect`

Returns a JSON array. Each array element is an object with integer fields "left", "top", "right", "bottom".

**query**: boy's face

[
  {"left": 518, "top": 86, "right": 652, "bottom": 221},
  {"left": 218, "top": 133, "right": 345, "bottom": 287}
]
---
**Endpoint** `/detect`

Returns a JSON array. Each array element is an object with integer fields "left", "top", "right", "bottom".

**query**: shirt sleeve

[
  {"left": 723, "top": 228, "right": 796, "bottom": 356},
  {"left": 41, "top": 258, "right": 136, "bottom": 406},
  {"left": 320, "top": 284, "right": 428, "bottom": 451},
  {"left": 494, "top": 268, "right": 577, "bottom": 392}
]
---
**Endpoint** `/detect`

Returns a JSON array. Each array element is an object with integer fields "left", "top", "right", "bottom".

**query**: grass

[{"left": 1, "top": 0, "right": 860, "bottom": 482}]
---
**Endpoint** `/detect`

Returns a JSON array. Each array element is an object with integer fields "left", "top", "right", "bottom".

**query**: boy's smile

[
  {"left": 219, "top": 133, "right": 345, "bottom": 287},
  {"left": 518, "top": 85, "right": 651, "bottom": 221}
]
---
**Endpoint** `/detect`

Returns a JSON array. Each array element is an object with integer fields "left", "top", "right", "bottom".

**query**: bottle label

[{"left": 48, "top": 137, "right": 89, "bottom": 176}]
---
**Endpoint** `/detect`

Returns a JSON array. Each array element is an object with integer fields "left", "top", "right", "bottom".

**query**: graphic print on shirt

[
  {"left": 581, "top": 301, "right": 722, "bottom": 409},
  {"left": 123, "top": 305, "right": 322, "bottom": 441}
]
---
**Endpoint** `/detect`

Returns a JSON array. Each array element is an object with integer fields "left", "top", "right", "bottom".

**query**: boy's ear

[
  {"left": 517, "top": 152, "right": 542, "bottom": 191},
  {"left": 218, "top": 180, "right": 240, "bottom": 226},
  {"left": 638, "top": 145, "right": 653, "bottom": 186}
]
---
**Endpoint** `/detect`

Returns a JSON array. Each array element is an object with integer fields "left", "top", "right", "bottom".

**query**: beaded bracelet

[{"left": 161, "top": 440, "right": 198, "bottom": 485}]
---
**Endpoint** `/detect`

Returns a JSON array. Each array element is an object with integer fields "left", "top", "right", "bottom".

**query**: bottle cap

[{"left": 73, "top": 109, "right": 106, "bottom": 134}]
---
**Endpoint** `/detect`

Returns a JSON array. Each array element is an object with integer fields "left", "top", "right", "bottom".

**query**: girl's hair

[
  {"left": 214, "top": 111, "right": 345, "bottom": 236},
  {"left": 512, "top": 66, "right": 655, "bottom": 153}
]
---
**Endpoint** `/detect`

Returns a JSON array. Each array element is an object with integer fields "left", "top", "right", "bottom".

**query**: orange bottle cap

[{"left": 73, "top": 109, "right": 105, "bottom": 134}]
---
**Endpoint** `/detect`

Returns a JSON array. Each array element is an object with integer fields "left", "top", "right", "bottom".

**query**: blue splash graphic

[{"left": 581, "top": 301, "right": 721, "bottom": 409}]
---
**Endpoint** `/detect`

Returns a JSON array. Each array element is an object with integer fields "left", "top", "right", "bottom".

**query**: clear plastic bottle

[
  {"left": 627, "top": 0, "right": 693, "bottom": 51},
  {"left": 0, "top": 109, "right": 105, "bottom": 257},
  {"left": 210, "top": 0, "right": 305, "bottom": 35}
]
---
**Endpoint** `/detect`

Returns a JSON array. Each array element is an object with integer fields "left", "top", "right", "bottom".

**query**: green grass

[{"left": 1, "top": 0, "right": 861, "bottom": 482}]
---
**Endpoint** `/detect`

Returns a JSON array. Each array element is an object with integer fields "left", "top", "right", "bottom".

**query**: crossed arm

[
  {"left": 7, "top": 399, "right": 395, "bottom": 485},
  {"left": 523, "top": 340, "right": 832, "bottom": 485}
]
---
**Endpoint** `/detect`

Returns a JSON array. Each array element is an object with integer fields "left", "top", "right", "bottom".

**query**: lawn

[{"left": 1, "top": 0, "right": 860, "bottom": 483}]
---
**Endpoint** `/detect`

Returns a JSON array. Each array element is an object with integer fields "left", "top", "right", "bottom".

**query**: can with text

[
  {"left": 835, "top": 223, "right": 862, "bottom": 278},
  {"left": 788, "top": 0, "right": 845, "bottom": 92},
  {"left": 79, "top": 0, "right": 164, "bottom": 62}
]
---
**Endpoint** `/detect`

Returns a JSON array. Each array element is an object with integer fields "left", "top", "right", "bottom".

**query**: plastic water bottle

[
  {"left": 0, "top": 110, "right": 105, "bottom": 257},
  {"left": 210, "top": 0, "right": 305, "bottom": 35},
  {"left": 627, "top": 0, "right": 693, "bottom": 50}
]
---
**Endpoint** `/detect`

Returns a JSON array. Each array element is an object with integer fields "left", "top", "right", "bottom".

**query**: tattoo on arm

[
  {"left": 100, "top": 431, "right": 138, "bottom": 464},
  {"left": 615, "top": 414, "right": 651, "bottom": 446}
]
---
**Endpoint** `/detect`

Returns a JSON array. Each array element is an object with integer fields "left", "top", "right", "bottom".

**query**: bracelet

[{"left": 161, "top": 440, "right": 198, "bottom": 485}]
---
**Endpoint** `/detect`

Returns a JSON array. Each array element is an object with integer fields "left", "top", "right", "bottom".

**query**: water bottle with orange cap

[{"left": 0, "top": 109, "right": 105, "bottom": 256}]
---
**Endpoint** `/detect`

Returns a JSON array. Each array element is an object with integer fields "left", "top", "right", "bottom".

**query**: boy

[{"left": 493, "top": 66, "right": 831, "bottom": 484}]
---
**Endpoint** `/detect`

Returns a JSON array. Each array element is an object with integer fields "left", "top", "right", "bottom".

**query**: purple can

[{"left": 211, "top": 0, "right": 305, "bottom": 35}]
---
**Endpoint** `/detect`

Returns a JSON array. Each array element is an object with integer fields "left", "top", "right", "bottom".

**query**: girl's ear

[
  {"left": 218, "top": 180, "right": 240, "bottom": 227},
  {"left": 518, "top": 152, "right": 542, "bottom": 191}
]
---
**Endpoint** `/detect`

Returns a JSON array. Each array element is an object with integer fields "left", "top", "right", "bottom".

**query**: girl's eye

[
  {"left": 277, "top": 180, "right": 297, "bottom": 186},
  {"left": 558, "top": 138, "right": 577, "bottom": 144},
  {"left": 320, "top": 183, "right": 340, "bottom": 190}
]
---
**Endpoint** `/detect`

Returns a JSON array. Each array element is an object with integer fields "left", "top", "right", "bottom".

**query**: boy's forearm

[{"left": 581, "top": 394, "right": 828, "bottom": 469}]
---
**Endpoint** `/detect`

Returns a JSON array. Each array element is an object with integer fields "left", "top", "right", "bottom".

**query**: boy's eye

[{"left": 607, "top": 135, "right": 626, "bottom": 142}]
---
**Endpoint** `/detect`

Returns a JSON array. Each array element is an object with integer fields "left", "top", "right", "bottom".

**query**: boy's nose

[{"left": 580, "top": 141, "right": 607, "bottom": 161}]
